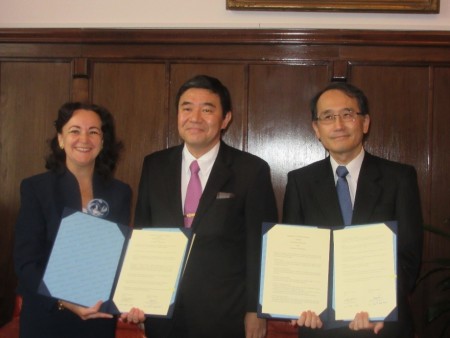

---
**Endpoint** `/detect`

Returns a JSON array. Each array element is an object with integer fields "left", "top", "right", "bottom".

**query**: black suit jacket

[
  {"left": 14, "top": 169, "right": 131, "bottom": 338},
  {"left": 283, "top": 152, "right": 423, "bottom": 338},
  {"left": 135, "top": 141, "right": 278, "bottom": 338}
]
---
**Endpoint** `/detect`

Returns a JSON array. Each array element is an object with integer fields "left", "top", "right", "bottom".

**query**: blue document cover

[
  {"left": 258, "top": 221, "right": 398, "bottom": 328},
  {"left": 38, "top": 209, "right": 192, "bottom": 317}
]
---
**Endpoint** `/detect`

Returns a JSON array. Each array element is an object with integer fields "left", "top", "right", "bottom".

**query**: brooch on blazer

[
  {"left": 86, "top": 199, "right": 109, "bottom": 218},
  {"left": 216, "top": 192, "right": 235, "bottom": 199}
]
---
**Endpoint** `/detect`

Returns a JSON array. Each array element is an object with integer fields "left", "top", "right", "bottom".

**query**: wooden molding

[{"left": 0, "top": 28, "right": 449, "bottom": 47}]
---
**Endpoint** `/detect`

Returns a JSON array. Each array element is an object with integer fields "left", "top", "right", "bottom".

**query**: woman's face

[{"left": 57, "top": 109, "right": 103, "bottom": 172}]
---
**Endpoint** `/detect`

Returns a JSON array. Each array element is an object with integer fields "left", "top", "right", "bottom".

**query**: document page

[
  {"left": 113, "top": 228, "right": 189, "bottom": 316},
  {"left": 40, "top": 212, "right": 126, "bottom": 307},
  {"left": 260, "top": 224, "right": 330, "bottom": 318},
  {"left": 333, "top": 223, "right": 396, "bottom": 320}
]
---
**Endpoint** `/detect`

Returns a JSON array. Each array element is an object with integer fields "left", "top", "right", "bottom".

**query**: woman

[{"left": 14, "top": 102, "right": 132, "bottom": 338}]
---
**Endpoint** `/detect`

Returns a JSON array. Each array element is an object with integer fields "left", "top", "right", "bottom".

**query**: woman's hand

[{"left": 60, "top": 300, "right": 113, "bottom": 320}]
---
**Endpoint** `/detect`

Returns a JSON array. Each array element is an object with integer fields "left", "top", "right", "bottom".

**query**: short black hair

[
  {"left": 310, "top": 82, "right": 369, "bottom": 121},
  {"left": 46, "top": 102, "right": 123, "bottom": 180},
  {"left": 175, "top": 75, "right": 232, "bottom": 117}
]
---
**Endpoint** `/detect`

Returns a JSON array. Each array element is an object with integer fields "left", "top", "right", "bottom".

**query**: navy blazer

[
  {"left": 283, "top": 152, "right": 423, "bottom": 338},
  {"left": 14, "top": 169, "right": 131, "bottom": 338},
  {"left": 135, "top": 141, "right": 278, "bottom": 338}
]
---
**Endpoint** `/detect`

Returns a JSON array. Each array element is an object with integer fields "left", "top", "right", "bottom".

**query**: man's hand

[
  {"left": 245, "top": 312, "right": 267, "bottom": 338},
  {"left": 349, "top": 312, "right": 384, "bottom": 334},
  {"left": 119, "top": 307, "right": 146, "bottom": 324},
  {"left": 290, "top": 311, "right": 323, "bottom": 329}
]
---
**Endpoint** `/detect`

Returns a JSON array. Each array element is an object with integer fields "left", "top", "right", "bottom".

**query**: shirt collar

[
  {"left": 182, "top": 142, "right": 220, "bottom": 176},
  {"left": 330, "top": 147, "right": 365, "bottom": 180}
]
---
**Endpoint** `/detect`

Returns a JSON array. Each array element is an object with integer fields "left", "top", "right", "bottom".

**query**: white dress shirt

[{"left": 181, "top": 142, "right": 220, "bottom": 210}]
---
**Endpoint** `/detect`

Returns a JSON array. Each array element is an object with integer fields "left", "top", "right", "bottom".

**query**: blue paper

[{"left": 41, "top": 211, "right": 126, "bottom": 307}]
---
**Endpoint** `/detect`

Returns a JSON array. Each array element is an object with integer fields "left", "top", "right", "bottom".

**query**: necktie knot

[
  {"left": 336, "top": 165, "right": 349, "bottom": 178},
  {"left": 190, "top": 160, "right": 200, "bottom": 175}
]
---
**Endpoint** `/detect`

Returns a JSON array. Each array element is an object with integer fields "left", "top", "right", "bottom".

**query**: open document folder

[
  {"left": 258, "top": 222, "right": 397, "bottom": 327},
  {"left": 38, "top": 209, "right": 193, "bottom": 317}
]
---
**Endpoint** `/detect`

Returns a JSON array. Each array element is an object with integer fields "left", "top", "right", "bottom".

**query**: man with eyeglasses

[{"left": 283, "top": 82, "right": 423, "bottom": 338}]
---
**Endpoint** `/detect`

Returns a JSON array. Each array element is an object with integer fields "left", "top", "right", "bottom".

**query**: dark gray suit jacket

[
  {"left": 283, "top": 152, "right": 423, "bottom": 338},
  {"left": 135, "top": 141, "right": 278, "bottom": 338}
]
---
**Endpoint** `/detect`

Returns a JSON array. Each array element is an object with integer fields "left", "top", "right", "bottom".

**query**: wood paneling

[
  {"left": 247, "top": 64, "right": 330, "bottom": 214},
  {"left": 431, "top": 66, "right": 450, "bottom": 250},
  {"left": 351, "top": 65, "right": 431, "bottom": 220},
  {"left": 91, "top": 62, "right": 167, "bottom": 223},
  {"left": 0, "top": 60, "right": 72, "bottom": 325},
  {"left": 1, "top": 28, "right": 449, "bottom": 333}
]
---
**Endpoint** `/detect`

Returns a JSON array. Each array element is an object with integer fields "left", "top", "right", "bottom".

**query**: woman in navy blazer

[{"left": 14, "top": 102, "right": 131, "bottom": 338}]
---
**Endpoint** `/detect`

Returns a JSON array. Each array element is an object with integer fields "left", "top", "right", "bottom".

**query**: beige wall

[{"left": 0, "top": 0, "right": 449, "bottom": 30}]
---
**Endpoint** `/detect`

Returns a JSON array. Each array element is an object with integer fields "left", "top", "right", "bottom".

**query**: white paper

[
  {"left": 260, "top": 224, "right": 330, "bottom": 318},
  {"left": 113, "top": 228, "right": 189, "bottom": 315},
  {"left": 333, "top": 223, "right": 396, "bottom": 320}
]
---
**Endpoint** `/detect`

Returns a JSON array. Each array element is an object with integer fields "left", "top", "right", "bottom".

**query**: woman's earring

[{"left": 59, "top": 144, "right": 64, "bottom": 150}]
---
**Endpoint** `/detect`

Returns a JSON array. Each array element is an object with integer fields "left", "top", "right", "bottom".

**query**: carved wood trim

[
  {"left": 332, "top": 60, "right": 349, "bottom": 81},
  {"left": 0, "top": 28, "right": 449, "bottom": 47}
]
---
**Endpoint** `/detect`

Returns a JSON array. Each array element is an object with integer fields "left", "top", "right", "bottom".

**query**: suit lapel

[
  {"left": 56, "top": 170, "right": 82, "bottom": 212},
  {"left": 166, "top": 146, "right": 185, "bottom": 226},
  {"left": 192, "top": 142, "right": 232, "bottom": 230},
  {"left": 313, "top": 158, "right": 345, "bottom": 226},
  {"left": 352, "top": 153, "right": 382, "bottom": 225}
]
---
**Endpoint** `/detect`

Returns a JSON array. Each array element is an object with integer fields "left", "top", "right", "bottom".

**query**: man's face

[
  {"left": 312, "top": 89, "right": 370, "bottom": 164},
  {"left": 178, "top": 88, "right": 232, "bottom": 158}
]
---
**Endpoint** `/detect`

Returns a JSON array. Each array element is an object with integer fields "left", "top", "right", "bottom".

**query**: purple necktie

[{"left": 184, "top": 160, "right": 202, "bottom": 228}]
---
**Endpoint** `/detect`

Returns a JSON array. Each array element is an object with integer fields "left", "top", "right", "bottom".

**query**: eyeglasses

[{"left": 316, "top": 110, "right": 364, "bottom": 125}]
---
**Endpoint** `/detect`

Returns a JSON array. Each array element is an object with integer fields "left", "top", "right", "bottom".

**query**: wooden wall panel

[
  {"left": 0, "top": 60, "right": 72, "bottom": 325},
  {"left": 417, "top": 65, "right": 450, "bottom": 338},
  {"left": 350, "top": 65, "right": 431, "bottom": 223},
  {"left": 247, "top": 64, "right": 330, "bottom": 215},
  {"left": 90, "top": 62, "right": 167, "bottom": 223},
  {"left": 431, "top": 66, "right": 450, "bottom": 250}
]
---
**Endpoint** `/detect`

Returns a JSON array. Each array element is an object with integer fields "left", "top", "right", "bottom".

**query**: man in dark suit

[
  {"left": 283, "top": 82, "right": 423, "bottom": 338},
  {"left": 134, "top": 75, "right": 278, "bottom": 338}
]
